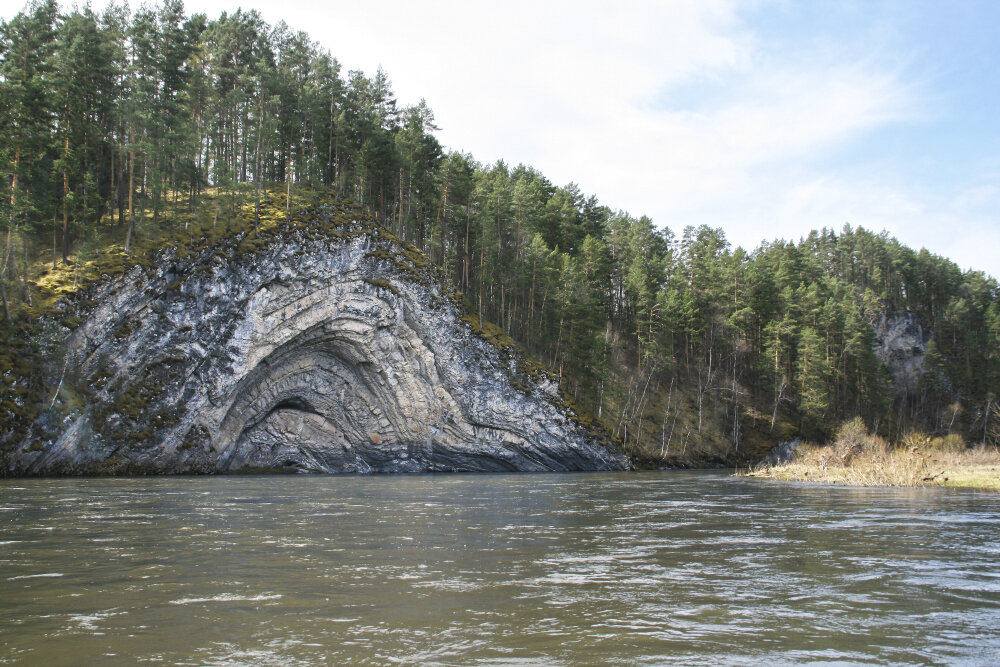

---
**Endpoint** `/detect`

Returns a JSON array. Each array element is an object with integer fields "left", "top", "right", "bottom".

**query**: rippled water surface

[{"left": 2, "top": 471, "right": 1000, "bottom": 665}]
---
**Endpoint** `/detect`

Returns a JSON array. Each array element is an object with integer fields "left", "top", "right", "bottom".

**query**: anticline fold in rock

[{"left": 11, "top": 205, "right": 629, "bottom": 475}]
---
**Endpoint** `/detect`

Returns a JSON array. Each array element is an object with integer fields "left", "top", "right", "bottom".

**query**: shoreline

[
  {"left": 741, "top": 423, "right": 1000, "bottom": 491},
  {"left": 740, "top": 418, "right": 1000, "bottom": 491},
  {"left": 743, "top": 461, "right": 1000, "bottom": 491}
]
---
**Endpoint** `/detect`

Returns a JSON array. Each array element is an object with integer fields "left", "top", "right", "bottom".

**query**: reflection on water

[{"left": 2, "top": 471, "right": 1000, "bottom": 665}]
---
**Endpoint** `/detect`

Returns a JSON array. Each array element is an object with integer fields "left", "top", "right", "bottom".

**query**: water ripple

[{"left": 1, "top": 471, "right": 999, "bottom": 665}]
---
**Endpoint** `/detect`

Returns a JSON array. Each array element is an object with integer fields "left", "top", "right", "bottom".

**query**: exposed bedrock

[
  {"left": 9, "top": 206, "right": 628, "bottom": 475},
  {"left": 874, "top": 311, "right": 929, "bottom": 396}
]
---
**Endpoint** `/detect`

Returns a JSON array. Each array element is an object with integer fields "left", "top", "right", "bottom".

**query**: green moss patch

[{"left": 363, "top": 278, "right": 400, "bottom": 296}]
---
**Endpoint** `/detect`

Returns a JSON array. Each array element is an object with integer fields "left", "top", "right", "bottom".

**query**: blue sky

[{"left": 3, "top": 0, "right": 998, "bottom": 277}]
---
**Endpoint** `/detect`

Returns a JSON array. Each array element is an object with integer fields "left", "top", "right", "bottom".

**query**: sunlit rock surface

[{"left": 10, "top": 205, "right": 627, "bottom": 475}]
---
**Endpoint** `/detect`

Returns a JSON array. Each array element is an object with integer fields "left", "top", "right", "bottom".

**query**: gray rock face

[
  {"left": 873, "top": 311, "right": 928, "bottom": 395},
  {"left": 9, "top": 207, "right": 628, "bottom": 475},
  {"left": 760, "top": 438, "right": 800, "bottom": 466}
]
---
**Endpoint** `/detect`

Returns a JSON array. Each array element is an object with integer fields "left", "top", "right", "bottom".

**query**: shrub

[
  {"left": 825, "top": 417, "right": 884, "bottom": 466},
  {"left": 834, "top": 417, "right": 868, "bottom": 449},
  {"left": 928, "top": 433, "right": 966, "bottom": 453}
]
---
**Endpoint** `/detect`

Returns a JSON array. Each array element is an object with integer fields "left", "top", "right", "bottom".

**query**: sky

[{"left": 3, "top": 0, "right": 999, "bottom": 278}]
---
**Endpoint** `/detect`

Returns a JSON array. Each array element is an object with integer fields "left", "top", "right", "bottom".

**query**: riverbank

[{"left": 744, "top": 419, "right": 1000, "bottom": 491}]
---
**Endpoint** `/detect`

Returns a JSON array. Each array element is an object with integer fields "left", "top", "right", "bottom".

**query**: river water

[{"left": 2, "top": 471, "right": 999, "bottom": 665}]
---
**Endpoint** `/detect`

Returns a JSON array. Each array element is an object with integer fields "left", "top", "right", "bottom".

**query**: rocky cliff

[
  {"left": 874, "top": 311, "right": 929, "bottom": 396},
  {"left": 3, "top": 202, "right": 628, "bottom": 475}
]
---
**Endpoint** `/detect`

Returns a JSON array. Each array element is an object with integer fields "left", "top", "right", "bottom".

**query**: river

[{"left": 2, "top": 471, "right": 999, "bottom": 665}]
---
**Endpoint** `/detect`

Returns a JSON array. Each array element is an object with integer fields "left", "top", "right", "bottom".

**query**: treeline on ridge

[{"left": 1, "top": 0, "right": 998, "bottom": 461}]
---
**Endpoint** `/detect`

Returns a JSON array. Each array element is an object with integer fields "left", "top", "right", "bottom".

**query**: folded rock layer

[{"left": 9, "top": 203, "right": 628, "bottom": 475}]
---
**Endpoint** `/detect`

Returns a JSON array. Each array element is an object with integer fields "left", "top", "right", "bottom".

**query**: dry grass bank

[{"left": 744, "top": 418, "right": 1000, "bottom": 491}]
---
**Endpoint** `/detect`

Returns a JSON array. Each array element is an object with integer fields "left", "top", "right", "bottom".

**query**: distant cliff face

[
  {"left": 6, "top": 205, "right": 627, "bottom": 475},
  {"left": 873, "top": 311, "right": 928, "bottom": 395}
]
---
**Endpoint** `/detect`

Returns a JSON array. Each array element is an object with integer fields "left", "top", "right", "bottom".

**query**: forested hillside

[{"left": 2, "top": 1, "right": 998, "bottom": 463}]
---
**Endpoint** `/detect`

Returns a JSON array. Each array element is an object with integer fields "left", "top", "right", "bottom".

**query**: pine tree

[{"left": 0, "top": 0, "right": 58, "bottom": 310}]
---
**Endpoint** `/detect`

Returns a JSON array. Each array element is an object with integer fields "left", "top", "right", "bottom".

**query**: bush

[
  {"left": 928, "top": 433, "right": 966, "bottom": 453},
  {"left": 835, "top": 417, "right": 868, "bottom": 449},
  {"left": 824, "top": 417, "right": 885, "bottom": 466}
]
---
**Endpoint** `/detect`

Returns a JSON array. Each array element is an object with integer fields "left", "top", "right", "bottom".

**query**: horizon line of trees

[{"left": 2, "top": 0, "right": 998, "bottom": 454}]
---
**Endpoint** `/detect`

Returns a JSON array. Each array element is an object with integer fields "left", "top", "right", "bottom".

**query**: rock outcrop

[
  {"left": 873, "top": 311, "right": 929, "bottom": 395},
  {"left": 5, "top": 203, "right": 628, "bottom": 475}
]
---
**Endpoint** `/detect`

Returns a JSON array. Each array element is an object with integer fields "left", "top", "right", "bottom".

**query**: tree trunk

[
  {"left": 397, "top": 167, "right": 405, "bottom": 238},
  {"left": 407, "top": 168, "right": 415, "bottom": 247},
  {"left": 254, "top": 93, "right": 264, "bottom": 229},
  {"left": 10, "top": 144, "right": 20, "bottom": 238},
  {"left": 463, "top": 204, "right": 471, "bottom": 291},
  {"left": 125, "top": 126, "right": 136, "bottom": 253},
  {"left": 62, "top": 121, "right": 70, "bottom": 264},
  {"left": 0, "top": 226, "right": 11, "bottom": 322},
  {"left": 437, "top": 174, "right": 449, "bottom": 267},
  {"left": 327, "top": 99, "right": 335, "bottom": 186},
  {"left": 0, "top": 278, "right": 9, "bottom": 323}
]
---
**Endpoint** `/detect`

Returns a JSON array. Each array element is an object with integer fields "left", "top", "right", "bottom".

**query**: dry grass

[
  {"left": 18, "top": 185, "right": 314, "bottom": 320},
  {"left": 745, "top": 418, "right": 1000, "bottom": 491}
]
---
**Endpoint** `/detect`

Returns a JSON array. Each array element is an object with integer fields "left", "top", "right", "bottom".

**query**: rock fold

[{"left": 9, "top": 205, "right": 628, "bottom": 475}]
